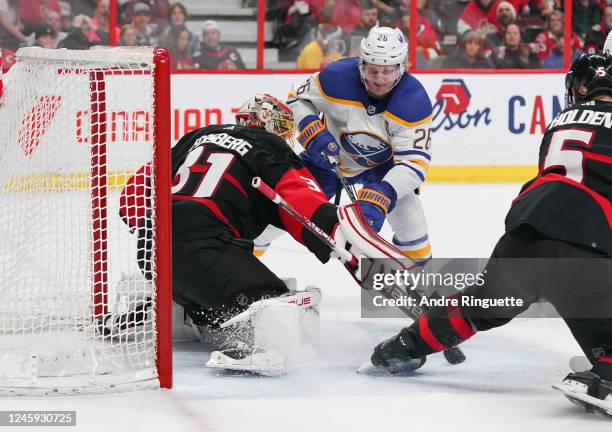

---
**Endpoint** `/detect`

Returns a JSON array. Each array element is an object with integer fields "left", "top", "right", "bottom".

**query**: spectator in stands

[
  {"left": 302, "top": 0, "right": 358, "bottom": 33},
  {"left": 584, "top": 5, "right": 612, "bottom": 53},
  {"left": 442, "top": 30, "right": 494, "bottom": 67},
  {"left": 158, "top": 3, "right": 196, "bottom": 54},
  {"left": 542, "top": 33, "right": 582, "bottom": 68},
  {"left": 122, "top": 0, "right": 170, "bottom": 31},
  {"left": 409, "top": 0, "right": 443, "bottom": 34},
  {"left": 296, "top": 22, "right": 344, "bottom": 68},
  {"left": 58, "top": 13, "right": 92, "bottom": 49},
  {"left": 0, "top": 42, "right": 16, "bottom": 73},
  {"left": 534, "top": 11, "right": 582, "bottom": 61},
  {"left": 485, "top": 1, "right": 516, "bottom": 49},
  {"left": 573, "top": 0, "right": 602, "bottom": 39},
  {"left": 59, "top": 2, "right": 72, "bottom": 31},
  {"left": 194, "top": 20, "right": 246, "bottom": 70},
  {"left": 34, "top": 24, "right": 55, "bottom": 48},
  {"left": 164, "top": 24, "right": 194, "bottom": 69},
  {"left": 398, "top": 11, "right": 442, "bottom": 66},
  {"left": 69, "top": 0, "right": 97, "bottom": 18},
  {"left": 20, "top": 0, "right": 60, "bottom": 31},
  {"left": 46, "top": 10, "right": 67, "bottom": 47},
  {"left": 457, "top": 0, "right": 500, "bottom": 36},
  {"left": 275, "top": 1, "right": 318, "bottom": 61},
  {"left": 119, "top": 23, "right": 139, "bottom": 46},
  {"left": 506, "top": 0, "right": 530, "bottom": 15},
  {"left": 345, "top": 2, "right": 378, "bottom": 56},
  {"left": 491, "top": 23, "right": 541, "bottom": 67},
  {"left": 89, "top": 0, "right": 120, "bottom": 45},
  {"left": 130, "top": 2, "right": 157, "bottom": 45},
  {"left": 159, "top": 2, "right": 187, "bottom": 40},
  {"left": 371, "top": 0, "right": 399, "bottom": 26},
  {"left": 533, "top": 0, "right": 562, "bottom": 18},
  {"left": 0, "top": 0, "right": 28, "bottom": 51}
]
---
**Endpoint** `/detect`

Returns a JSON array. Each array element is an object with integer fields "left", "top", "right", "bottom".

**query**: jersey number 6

[{"left": 172, "top": 146, "right": 235, "bottom": 198}]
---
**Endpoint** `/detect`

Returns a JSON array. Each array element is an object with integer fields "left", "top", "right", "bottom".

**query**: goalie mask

[
  {"left": 235, "top": 94, "right": 295, "bottom": 141},
  {"left": 565, "top": 53, "right": 612, "bottom": 107}
]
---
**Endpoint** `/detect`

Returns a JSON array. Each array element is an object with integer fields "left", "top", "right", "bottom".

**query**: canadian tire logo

[{"left": 17, "top": 95, "right": 62, "bottom": 157}]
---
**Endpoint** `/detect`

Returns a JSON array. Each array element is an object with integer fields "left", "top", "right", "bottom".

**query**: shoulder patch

[{"left": 385, "top": 75, "right": 433, "bottom": 127}]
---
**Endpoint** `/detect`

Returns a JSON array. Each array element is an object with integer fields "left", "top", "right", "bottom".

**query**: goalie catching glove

[{"left": 297, "top": 115, "right": 340, "bottom": 170}]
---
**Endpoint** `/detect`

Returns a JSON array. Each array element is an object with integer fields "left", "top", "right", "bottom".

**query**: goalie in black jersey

[
  {"left": 117, "top": 94, "right": 417, "bottom": 375},
  {"left": 364, "top": 52, "right": 612, "bottom": 416}
]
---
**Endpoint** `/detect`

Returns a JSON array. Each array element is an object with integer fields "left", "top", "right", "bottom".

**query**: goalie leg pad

[{"left": 207, "top": 287, "right": 322, "bottom": 375}]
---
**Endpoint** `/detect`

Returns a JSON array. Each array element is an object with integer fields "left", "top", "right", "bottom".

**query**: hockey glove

[
  {"left": 356, "top": 181, "right": 397, "bottom": 232},
  {"left": 297, "top": 115, "right": 340, "bottom": 170}
]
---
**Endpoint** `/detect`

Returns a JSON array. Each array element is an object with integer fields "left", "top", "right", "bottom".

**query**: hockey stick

[
  {"left": 251, "top": 177, "right": 357, "bottom": 266},
  {"left": 327, "top": 155, "right": 357, "bottom": 203},
  {"left": 252, "top": 177, "right": 466, "bottom": 365}
]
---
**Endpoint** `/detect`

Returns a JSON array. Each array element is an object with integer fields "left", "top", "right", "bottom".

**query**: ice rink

[{"left": 4, "top": 183, "right": 610, "bottom": 431}]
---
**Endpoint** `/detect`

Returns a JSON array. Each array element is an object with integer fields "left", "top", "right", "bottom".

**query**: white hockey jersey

[{"left": 287, "top": 57, "right": 433, "bottom": 200}]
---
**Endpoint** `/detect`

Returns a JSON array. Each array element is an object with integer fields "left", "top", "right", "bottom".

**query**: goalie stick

[{"left": 252, "top": 177, "right": 466, "bottom": 365}]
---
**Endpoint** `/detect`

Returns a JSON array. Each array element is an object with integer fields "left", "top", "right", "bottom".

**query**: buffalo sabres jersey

[{"left": 287, "top": 57, "right": 433, "bottom": 199}]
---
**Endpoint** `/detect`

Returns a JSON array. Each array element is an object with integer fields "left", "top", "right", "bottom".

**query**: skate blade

[
  {"left": 206, "top": 350, "right": 287, "bottom": 377},
  {"left": 552, "top": 383, "right": 612, "bottom": 418},
  {"left": 357, "top": 358, "right": 424, "bottom": 376}
]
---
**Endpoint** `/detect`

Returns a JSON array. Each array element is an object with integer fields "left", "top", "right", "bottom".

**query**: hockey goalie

[{"left": 114, "top": 93, "right": 416, "bottom": 375}]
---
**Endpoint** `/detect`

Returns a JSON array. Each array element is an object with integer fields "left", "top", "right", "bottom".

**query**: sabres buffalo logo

[{"left": 340, "top": 132, "right": 392, "bottom": 168}]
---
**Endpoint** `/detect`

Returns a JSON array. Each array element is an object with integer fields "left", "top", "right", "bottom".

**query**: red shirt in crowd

[
  {"left": 20, "top": 0, "right": 60, "bottom": 26},
  {"left": 534, "top": 30, "right": 583, "bottom": 60},
  {"left": 458, "top": 0, "right": 500, "bottom": 32}
]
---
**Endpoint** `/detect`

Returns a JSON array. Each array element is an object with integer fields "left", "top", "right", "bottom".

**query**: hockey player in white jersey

[{"left": 288, "top": 26, "right": 433, "bottom": 264}]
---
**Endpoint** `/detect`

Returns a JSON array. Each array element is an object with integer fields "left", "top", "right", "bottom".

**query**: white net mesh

[{"left": 0, "top": 47, "right": 164, "bottom": 395}]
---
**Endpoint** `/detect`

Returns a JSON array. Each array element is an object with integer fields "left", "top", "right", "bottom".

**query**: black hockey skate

[
  {"left": 552, "top": 370, "right": 612, "bottom": 418},
  {"left": 358, "top": 330, "right": 426, "bottom": 376}
]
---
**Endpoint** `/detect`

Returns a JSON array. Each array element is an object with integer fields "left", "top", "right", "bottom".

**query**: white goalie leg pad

[
  {"left": 96, "top": 272, "right": 153, "bottom": 339},
  {"left": 206, "top": 287, "right": 322, "bottom": 375}
]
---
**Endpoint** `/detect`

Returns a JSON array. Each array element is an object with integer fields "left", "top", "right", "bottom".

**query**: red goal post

[{"left": 0, "top": 46, "right": 172, "bottom": 395}]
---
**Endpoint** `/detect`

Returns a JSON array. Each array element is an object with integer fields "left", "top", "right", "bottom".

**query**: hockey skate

[
  {"left": 358, "top": 330, "right": 426, "bottom": 376},
  {"left": 552, "top": 370, "right": 612, "bottom": 417}
]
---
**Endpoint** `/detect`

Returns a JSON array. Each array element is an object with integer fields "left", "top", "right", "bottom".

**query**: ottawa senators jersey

[
  {"left": 170, "top": 124, "right": 338, "bottom": 262},
  {"left": 506, "top": 100, "right": 612, "bottom": 255}
]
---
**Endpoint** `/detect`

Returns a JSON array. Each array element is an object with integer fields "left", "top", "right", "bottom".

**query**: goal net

[{"left": 0, "top": 47, "right": 171, "bottom": 395}]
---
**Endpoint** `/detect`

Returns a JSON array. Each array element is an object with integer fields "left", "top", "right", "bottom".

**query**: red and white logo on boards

[{"left": 17, "top": 95, "right": 62, "bottom": 157}]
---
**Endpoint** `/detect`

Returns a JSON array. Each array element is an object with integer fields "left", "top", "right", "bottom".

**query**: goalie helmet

[
  {"left": 359, "top": 26, "right": 408, "bottom": 90},
  {"left": 565, "top": 53, "right": 612, "bottom": 107},
  {"left": 235, "top": 94, "right": 295, "bottom": 141}
]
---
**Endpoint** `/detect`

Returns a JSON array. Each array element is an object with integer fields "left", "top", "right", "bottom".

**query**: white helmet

[{"left": 359, "top": 26, "right": 408, "bottom": 90}]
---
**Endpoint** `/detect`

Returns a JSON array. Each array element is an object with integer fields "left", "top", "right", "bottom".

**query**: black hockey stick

[{"left": 252, "top": 177, "right": 466, "bottom": 365}]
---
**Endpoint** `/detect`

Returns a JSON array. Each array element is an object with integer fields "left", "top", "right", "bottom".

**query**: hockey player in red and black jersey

[
  {"left": 363, "top": 53, "right": 612, "bottom": 416},
  {"left": 169, "top": 94, "right": 338, "bottom": 329},
  {"left": 118, "top": 94, "right": 417, "bottom": 374}
]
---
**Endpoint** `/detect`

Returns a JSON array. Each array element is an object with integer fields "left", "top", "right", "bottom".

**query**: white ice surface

[{"left": 4, "top": 183, "right": 611, "bottom": 431}]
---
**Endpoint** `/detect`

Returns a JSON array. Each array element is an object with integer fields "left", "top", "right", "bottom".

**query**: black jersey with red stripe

[
  {"left": 170, "top": 124, "right": 338, "bottom": 262},
  {"left": 506, "top": 100, "right": 612, "bottom": 255}
]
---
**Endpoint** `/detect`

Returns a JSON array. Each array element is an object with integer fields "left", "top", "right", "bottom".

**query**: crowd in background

[
  {"left": 0, "top": 0, "right": 611, "bottom": 71},
  {"left": 0, "top": 0, "right": 245, "bottom": 71},
  {"left": 273, "top": 0, "right": 612, "bottom": 69}
]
